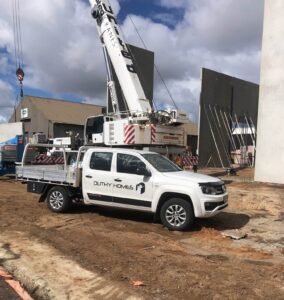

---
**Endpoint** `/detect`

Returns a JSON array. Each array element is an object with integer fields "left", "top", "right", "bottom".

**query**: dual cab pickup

[{"left": 17, "top": 145, "right": 228, "bottom": 231}]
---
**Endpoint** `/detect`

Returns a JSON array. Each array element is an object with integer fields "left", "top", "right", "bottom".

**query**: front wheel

[
  {"left": 46, "top": 186, "right": 71, "bottom": 213},
  {"left": 160, "top": 198, "right": 194, "bottom": 231}
]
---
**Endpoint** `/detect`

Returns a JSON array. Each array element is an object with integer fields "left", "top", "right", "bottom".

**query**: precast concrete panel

[
  {"left": 198, "top": 68, "right": 259, "bottom": 168},
  {"left": 255, "top": 0, "right": 284, "bottom": 184}
]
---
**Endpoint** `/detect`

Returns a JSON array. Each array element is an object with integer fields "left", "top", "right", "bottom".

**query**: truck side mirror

[
  {"left": 136, "top": 164, "right": 151, "bottom": 177},
  {"left": 144, "top": 167, "right": 152, "bottom": 177}
]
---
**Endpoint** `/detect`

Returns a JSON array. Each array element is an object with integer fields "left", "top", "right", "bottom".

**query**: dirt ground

[{"left": 0, "top": 175, "right": 283, "bottom": 300}]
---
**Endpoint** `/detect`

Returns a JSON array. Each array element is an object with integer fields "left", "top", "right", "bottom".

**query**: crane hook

[{"left": 16, "top": 67, "right": 24, "bottom": 82}]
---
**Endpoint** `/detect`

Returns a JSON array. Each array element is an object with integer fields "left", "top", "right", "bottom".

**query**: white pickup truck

[{"left": 17, "top": 145, "right": 228, "bottom": 231}]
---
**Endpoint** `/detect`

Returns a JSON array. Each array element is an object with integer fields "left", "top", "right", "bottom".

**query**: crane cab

[
  {"left": 85, "top": 115, "right": 113, "bottom": 145},
  {"left": 85, "top": 115, "right": 147, "bottom": 146}
]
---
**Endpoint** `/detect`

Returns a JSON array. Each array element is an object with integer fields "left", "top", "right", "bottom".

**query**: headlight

[
  {"left": 200, "top": 185, "right": 219, "bottom": 195},
  {"left": 199, "top": 182, "right": 226, "bottom": 195}
]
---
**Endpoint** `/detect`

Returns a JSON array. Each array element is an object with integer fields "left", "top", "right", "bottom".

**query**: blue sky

[
  {"left": 0, "top": 0, "right": 264, "bottom": 123},
  {"left": 117, "top": 0, "right": 185, "bottom": 28}
]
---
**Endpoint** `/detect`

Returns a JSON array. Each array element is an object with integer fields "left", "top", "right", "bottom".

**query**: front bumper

[{"left": 200, "top": 193, "right": 228, "bottom": 217}]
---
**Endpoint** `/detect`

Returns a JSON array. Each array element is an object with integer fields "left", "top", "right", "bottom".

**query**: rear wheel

[
  {"left": 160, "top": 198, "right": 194, "bottom": 231},
  {"left": 46, "top": 186, "right": 71, "bottom": 213}
]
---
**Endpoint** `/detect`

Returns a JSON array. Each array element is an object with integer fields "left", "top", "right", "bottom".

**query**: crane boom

[
  {"left": 89, "top": 0, "right": 152, "bottom": 115},
  {"left": 85, "top": 0, "right": 188, "bottom": 149}
]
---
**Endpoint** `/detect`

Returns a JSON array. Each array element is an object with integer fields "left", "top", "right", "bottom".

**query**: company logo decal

[
  {"left": 136, "top": 183, "right": 145, "bottom": 194},
  {"left": 93, "top": 181, "right": 146, "bottom": 194}
]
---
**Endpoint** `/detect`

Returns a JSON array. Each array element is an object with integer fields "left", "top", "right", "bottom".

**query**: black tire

[
  {"left": 46, "top": 186, "right": 71, "bottom": 213},
  {"left": 160, "top": 198, "right": 194, "bottom": 231}
]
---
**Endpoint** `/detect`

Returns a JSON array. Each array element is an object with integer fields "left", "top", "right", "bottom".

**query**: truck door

[
  {"left": 83, "top": 151, "right": 114, "bottom": 205},
  {"left": 112, "top": 153, "right": 153, "bottom": 210}
]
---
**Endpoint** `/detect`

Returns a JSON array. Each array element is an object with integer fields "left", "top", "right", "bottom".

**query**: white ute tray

[{"left": 16, "top": 165, "right": 79, "bottom": 185}]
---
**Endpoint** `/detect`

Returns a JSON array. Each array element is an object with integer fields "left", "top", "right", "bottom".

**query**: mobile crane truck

[
  {"left": 16, "top": 0, "right": 228, "bottom": 231},
  {"left": 84, "top": 0, "right": 188, "bottom": 155}
]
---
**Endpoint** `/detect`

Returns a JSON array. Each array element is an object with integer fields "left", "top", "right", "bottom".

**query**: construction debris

[
  {"left": 221, "top": 230, "right": 248, "bottom": 240},
  {"left": 131, "top": 280, "right": 145, "bottom": 287}
]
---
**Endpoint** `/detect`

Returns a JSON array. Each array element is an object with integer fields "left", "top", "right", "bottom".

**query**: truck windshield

[{"left": 142, "top": 154, "right": 182, "bottom": 172}]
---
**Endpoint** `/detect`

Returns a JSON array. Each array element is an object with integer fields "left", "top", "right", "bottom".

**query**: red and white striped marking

[
  {"left": 151, "top": 124, "right": 156, "bottom": 143},
  {"left": 3, "top": 145, "right": 17, "bottom": 151},
  {"left": 124, "top": 125, "right": 135, "bottom": 144},
  {"left": 182, "top": 155, "right": 199, "bottom": 167}
]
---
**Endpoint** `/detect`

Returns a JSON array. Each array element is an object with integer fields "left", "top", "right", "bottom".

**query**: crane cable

[
  {"left": 12, "top": 0, "right": 24, "bottom": 98},
  {"left": 128, "top": 15, "right": 178, "bottom": 110}
]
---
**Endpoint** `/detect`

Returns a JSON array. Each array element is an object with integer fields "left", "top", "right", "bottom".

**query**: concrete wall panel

[
  {"left": 255, "top": 0, "right": 284, "bottom": 184},
  {"left": 198, "top": 68, "right": 259, "bottom": 168}
]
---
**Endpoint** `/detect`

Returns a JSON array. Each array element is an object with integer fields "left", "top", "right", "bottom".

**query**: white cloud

[
  {"left": 122, "top": 0, "right": 264, "bottom": 121},
  {"left": 0, "top": 0, "right": 108, "bottom": 104},
  {"left": 0, "top": 19, "right": 13, "bottom": 49},
  {"left": 0, "top": 56, "right": 10, "bottom": 75},
  {"left": 0, "top": 0, "right": 264, "bottom": 124},
  {"left": 153, "top": 78, "right": 199, "bottom": 121},
  {"left": 0, "top": 80, "right": 15, "bottom": 123},
  {"left": 180, "top": 0, "right": 264, "bottom": 54}
]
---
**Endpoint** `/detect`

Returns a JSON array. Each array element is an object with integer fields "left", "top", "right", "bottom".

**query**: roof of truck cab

[{"left": 85, "top": 147, "right": 156, "bottom": 155}]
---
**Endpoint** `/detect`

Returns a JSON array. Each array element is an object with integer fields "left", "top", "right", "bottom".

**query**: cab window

[
  {"left": 90, "top": 152, "right": 113, "bottom": 171},
  {"left": 117, "top": 153, "right": 145, "bottom": 175}
]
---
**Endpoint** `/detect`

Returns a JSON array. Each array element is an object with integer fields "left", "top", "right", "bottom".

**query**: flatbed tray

[{"left": 16, "top": 165, "right": 80, "bottom": 186}]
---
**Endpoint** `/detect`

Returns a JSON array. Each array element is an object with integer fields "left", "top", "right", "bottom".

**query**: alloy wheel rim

[
  {"left": 165, "top": 204, "right": 187, "bottom": 227},
  {"left": 49, "top": 191, "right": 64, "bottom": 209}
]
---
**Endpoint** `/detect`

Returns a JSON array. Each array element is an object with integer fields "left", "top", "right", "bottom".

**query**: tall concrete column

[{"left": 255, "top": 0, "right": 284, "bottom": 184}]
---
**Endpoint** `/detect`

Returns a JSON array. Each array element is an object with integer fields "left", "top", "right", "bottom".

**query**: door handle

[
  {"left": 114, "top": 178, "right": 122, "bottom": 182},
  {"left": 85, "top": 175, "right": 93, "bottom": 178}
]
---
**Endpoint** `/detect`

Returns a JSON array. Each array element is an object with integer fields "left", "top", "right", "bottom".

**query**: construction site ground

[{"left": 0, "top": 171, "right": 283, "bottom": 300}]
